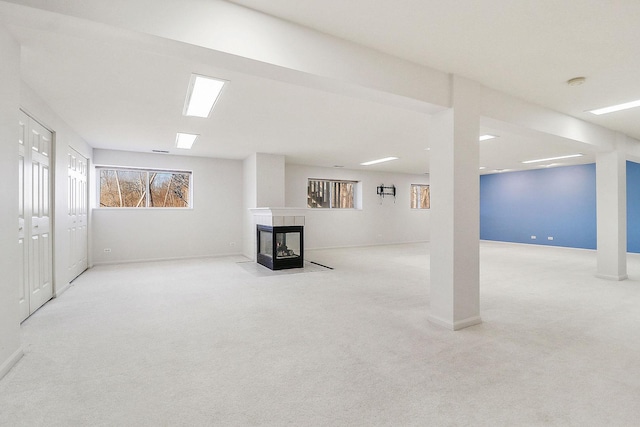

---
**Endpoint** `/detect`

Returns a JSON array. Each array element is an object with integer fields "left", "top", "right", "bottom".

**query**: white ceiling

[
  {"left": 229, "top": 0, "right": 640, "bottom": 138},
  {"left": 5, "top": 0, "right": 639, "bottom": 174}
]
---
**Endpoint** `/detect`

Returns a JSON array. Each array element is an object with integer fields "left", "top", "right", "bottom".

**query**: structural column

[
  {"left": 596, "top": 135, "right": 627, "bottom": 280},
  {"left": 428, "top": 76, "right": 482, "bottom": 330},
  {"left": 242, "top": 153, "right": 286, "bottom": 259}
]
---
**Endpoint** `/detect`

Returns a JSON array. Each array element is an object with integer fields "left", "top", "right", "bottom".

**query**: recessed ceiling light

[
  {"left": 183, "top": 74, "right": 226, "bottom": 118},
  {"left": 360, "top": 157, "right": 399, "bottom": 166},
  {"left": 176, "top": 132, "right": 198, "bottom": 149},
  {"left": 479, "top": 134, "right": 497, "bottom": 141},
  {"left": 479, "top": 166, "right": 486, "bottom": 170},
  {"left": 588, "top": 99, "right": 640, "bottom": 115},
  {"left": 521, "top": 154, "right": 583, "bottom": 164}
]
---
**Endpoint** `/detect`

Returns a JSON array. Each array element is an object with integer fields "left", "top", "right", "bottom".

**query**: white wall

[
  {"left": 0, "top": 23, "right": 22, "bottom": 379},
  {"left": 92, "top": 149, "right": 243, "bottom": 264},
  {"left": 256, "top": 154, "right": 285, "bottom": 207},
  {"left": 20, "top": 83, "right": 93, "bottom": 297},
  {"left": 242, "top": 154, "right": 257, "bottom": 258},
  {"left": 285, "top": 164, "right": 431, "bottom": 249}
]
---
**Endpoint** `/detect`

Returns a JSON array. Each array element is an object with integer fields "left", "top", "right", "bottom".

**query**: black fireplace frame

[{"left": 256, "top": 224, "right": 304, "bottom": 270}]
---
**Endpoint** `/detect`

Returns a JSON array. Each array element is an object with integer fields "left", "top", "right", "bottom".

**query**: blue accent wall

[
  {"left": 480, "top": 164, "right": 597, "bottom": 249},
  {"left": 626, "top": 161, "right": 640, "bottom": 253}
]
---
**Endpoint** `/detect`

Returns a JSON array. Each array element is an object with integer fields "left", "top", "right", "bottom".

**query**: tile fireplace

[
  {"left": 256, "top": 225, "right": 304, "bottom": 270},
  {"left": 251, "top": 208, "right": 306, "bottom": 270}
]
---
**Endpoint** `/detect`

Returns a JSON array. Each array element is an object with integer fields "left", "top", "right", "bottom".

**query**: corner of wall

[{"left": 0, "top": 22, "right": 23, "bottom": 383}]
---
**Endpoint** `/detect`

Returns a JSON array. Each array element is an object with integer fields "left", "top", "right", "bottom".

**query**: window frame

[
  {"left": 307, "top": 178, "right": 358, "bottom": 209},
  {"left": 97, "top": 166, "right": 193, "bottom": 209},
  {"left": 410, "top": 184, "right": 430, "bottom": 209}
]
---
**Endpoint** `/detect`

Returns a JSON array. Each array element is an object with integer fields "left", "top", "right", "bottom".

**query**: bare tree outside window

[
  {"left": 99, "top": 168, "right": 191, "bottom": 208},
  {"left": 410, "top": 184, "right": 430, "bottom": 209},
  {"left": 149, "top": 172, "right": 190, "bottom": 207},
  {"left": 308, "top": 179, "right": 356, "bottom": 209},
  {"left": 307, "top": 179, "right": 331, "bottom": 208},
  {"left": 332, "top": 181, "right": 354, "bottom": 209}
]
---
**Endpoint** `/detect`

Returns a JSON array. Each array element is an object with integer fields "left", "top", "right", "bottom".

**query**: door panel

[
  {"left": 18, "top": 111, "right": 29, "bottom": 322},
  {"left": 20, "top": 111, "right": 53, "bottom": 321},
  {"left": 68, "top": 148, "right": 88, "bottom": 282},
  {"left": 18, "top": 236, "right": 28, "bottom": 321}
]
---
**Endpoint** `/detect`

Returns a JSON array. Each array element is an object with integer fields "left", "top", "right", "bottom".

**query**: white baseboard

[
  {"left": 54, "top": 281, "right": 71, "bottom": 298},
  {"left": 596, "top": 273, "right": 628, "bottom": 281},
  {"left": 0, "top": 347, "right": 24, "bottom": 381},
  {"left": 428, "top": 314, "right": 482, "bottom": 331},
  {"left": 307, "top": 240, "right": 429, "bottom": 251},
  {"left": 92, "top": 252, "right": 244, "bottom": 266}
]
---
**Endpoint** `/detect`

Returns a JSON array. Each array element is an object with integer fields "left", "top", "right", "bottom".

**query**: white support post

[
  {"left": 428, "top": 76, "right": 482, "bottom": 330},
  {"left": 596, "top": 135, "right": 627, "bottom": 280}
]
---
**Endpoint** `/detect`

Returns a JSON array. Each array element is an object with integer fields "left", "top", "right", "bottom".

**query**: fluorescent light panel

[
  {"left": 360, "top": 157, "right": 398, "bottom": 166},
  {"left": 589, "top": 99, "right": 640, "bottom": 115},
  {"left": 176, "top": 132, "right": 198, "bottom": 149},
  {"left": 521, "top": 154, "right": 583, "bottom": 164},
  {"left": 183, "top": 74, "right": 226, "bottom": 118},
  {"left": 479, "top": 134, "right": 497, "bottom": 141}
]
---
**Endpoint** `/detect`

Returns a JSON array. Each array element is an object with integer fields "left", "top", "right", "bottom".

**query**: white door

[
  {"left": 19, "top": 110, "right": 53, "bottom": 322},
  {"left": 18, "top": 113, "right": 28, "bottom": 321},
  {"left": 67, "top": 148, "right": 88, "bottom": 281}
]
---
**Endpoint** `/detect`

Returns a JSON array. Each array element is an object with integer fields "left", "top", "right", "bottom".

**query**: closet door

[
  {"left": 68, "top": 148, "right": 88, "bottom": 281},
  {"left": 18, "top": 112, "right": 29, "bottom": 321},
  {"left": 19, "top": 110, "right": 53, "bottom": 321}
]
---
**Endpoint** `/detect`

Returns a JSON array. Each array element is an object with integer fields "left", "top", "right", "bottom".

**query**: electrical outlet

[
  {"left": 531, "top": 235, "right": 536, "bottom": 240},
  {"left": 229, "top": 242, "right": 236, "bottom": 247},
  {"left": 104, "top": 248, "right": 112, "bottom": 253},
  {"left": 547, "top": 236, "right": 554, "bottom": 241}
]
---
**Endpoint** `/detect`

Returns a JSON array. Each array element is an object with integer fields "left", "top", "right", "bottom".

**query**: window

[
  {"left": 411, "top": 184, "right": 430, "bottom": 209},
  {"left": 308, "top": 179, "right": 356, "bottom": 209},
  {"left": 99, "top": 168, "right": 191, "bottom": 208}
]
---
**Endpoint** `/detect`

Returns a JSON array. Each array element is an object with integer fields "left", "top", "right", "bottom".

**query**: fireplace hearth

[{"left": 256, "top": 225, "right": 304, "bottom": 270}]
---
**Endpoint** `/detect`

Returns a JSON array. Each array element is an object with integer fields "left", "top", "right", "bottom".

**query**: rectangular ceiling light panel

[
  {"left": 176, "top": 132, "right": 198, "bottom": 149},
  {"left": 183, "top": 74, "right": 226, "bottom": 118},
  {"left": 360, "top": 157, "right": 399, "bottom": 166},
  {"left": 588, "top": 99, "right": 640, "bottom": 115},
  {"left": 521, "top": 154, "right": 583, "bottom": 164},
  {"left": 479, "top": 134, "right": 497, "bottom": 141}
]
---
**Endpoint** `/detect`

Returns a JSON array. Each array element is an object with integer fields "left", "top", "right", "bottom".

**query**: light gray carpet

[
  {"left": 1, "top": 242, "right": 639, "bottom": 426},
  {"left": 236, "top": 260, "right": 332, "bottom": 277}
]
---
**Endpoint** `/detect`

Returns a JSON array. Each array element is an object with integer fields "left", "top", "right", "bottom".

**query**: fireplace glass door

[
  {"left": 275, "top": 232, "right": 301, "bottom": 259},
  {"left": 257, "top": 225, "right": 304, "bottom": 270}
]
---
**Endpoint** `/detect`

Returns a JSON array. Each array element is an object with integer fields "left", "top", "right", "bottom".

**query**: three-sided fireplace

[{"left": 256, "top": 224, "right": 304, "bottom": 270}]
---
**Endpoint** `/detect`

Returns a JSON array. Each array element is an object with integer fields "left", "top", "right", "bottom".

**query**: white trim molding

[
  {"left": 0, "top": 347, "right": 23, "bottom": 381},
  {"left": 428, "top": 314, "right": 482, "bottom": 331}
]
